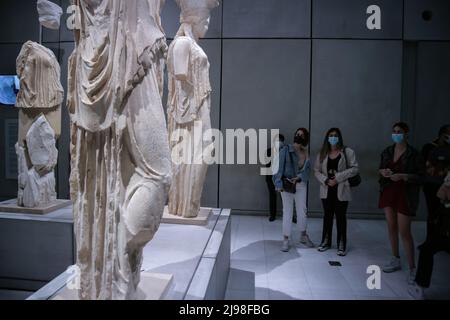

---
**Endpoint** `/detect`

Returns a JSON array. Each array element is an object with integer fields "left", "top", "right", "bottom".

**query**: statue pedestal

[
  {"left": 162, "top": 206, "right": 212, "bottom": 226},
  {"left": 51, "top": 272, "right": 174, "bottom": 300},
  {"left": 27, "top": 208, "right": 231, "bottom": 300},
  {"left": 0, "top": 199, "right": 72, "bottom": 215},
  {"left": 0, "top": 205, "right": 74, "bottom": 291}
]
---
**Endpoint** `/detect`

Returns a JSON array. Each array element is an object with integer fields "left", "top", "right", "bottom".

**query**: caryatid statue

[
  {"left": 68, "top": 0, "right": 172, "bottom": 300},
  {"left": 15, "top": 41, "right": 63, "bottom": 208},
  {"left": 167, "top": 0, "right": 219, "bottom": 218}
]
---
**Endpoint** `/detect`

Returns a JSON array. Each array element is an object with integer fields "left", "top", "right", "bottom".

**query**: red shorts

[{"left": 379, "top": 182, "right": 412, "bottom": 216}]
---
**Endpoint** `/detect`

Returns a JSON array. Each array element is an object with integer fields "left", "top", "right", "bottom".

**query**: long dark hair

[
  {"left": 320, "top": 128, "right": 344, "bottom": 162},
  {"left": 295, "top": 127, "right": 310, "bottom": 146}
]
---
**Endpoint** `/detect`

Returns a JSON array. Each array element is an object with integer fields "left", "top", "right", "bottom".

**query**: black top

[{"left": 327, "top": 155, "right": 341, "bottom": 180}]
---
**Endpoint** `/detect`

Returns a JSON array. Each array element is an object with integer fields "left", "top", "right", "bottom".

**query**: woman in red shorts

[{"left": 379, "top": 122, "right": 424, "bottom": 284}]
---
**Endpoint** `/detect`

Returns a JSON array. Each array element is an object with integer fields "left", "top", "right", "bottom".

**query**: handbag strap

[
  {"left": 343, "top": 147, "right": 349, "bottom": 169},
  {"left": 282, "top": 146, "right": 295, "bottom": 178},
  {"left": 288, "top": 147, "right": 295, "bottom": 175}
]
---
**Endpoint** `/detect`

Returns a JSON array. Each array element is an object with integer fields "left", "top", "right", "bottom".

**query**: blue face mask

[
  {"left": 392, "top": 133, "right": 404, "bottom": 144},
  {"left": 328, "top": 136, "right": 339, "bottom": 146}
]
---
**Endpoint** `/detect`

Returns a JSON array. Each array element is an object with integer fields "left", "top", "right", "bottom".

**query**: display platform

[
  {"left": 27, "top": 208, "right": 231, "bottom": 300},
  {"left": 162, "top": 206, "right": 212, "bottom": 226},
  {"left": 0, "top": 199, "right": 71, "bottom": 215},
  {"left": 0, "top": 206, "right": 74, "bottom": 291},
  {"left": 51, "top": 272, "right": 174, "bottom": 300}
]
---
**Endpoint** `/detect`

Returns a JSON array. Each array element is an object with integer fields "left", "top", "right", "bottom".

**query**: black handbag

[
  {"left": 282, "top": 150, "right": 297, "bottom": 194},
  {"left": 434, "top": 204, "right": 450, "bottom": 239},
  {"left": 344, "top": 148, "right": 361, "bottom": 188}
]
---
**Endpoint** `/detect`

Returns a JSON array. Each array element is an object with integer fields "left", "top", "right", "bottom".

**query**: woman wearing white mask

[
  {"left": 379, "top": 122, "right": 424, "bottom": 284},
  {"left": 314, "top": 128, "right": 359, "bottom": 256}
]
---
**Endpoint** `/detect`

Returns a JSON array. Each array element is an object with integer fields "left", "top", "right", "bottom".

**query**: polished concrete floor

[
  {"left": 225, "top": 215, "right": 450, "bottom": 300},
  {"left": 1, "top": 214, "right": 449, "bottom": 300}
]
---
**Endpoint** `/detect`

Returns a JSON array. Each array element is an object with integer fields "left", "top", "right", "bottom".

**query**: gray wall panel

[
  {"left": 0, "top": 44, "right": 22, "bottom": 201},
  {"left": 405, "top": 0, "right": 450, "bottom": 41},
  {"left": 313, "top": 0, "right": 403, "bottom": 39},
  {"left": 0, "top": 44, "right": 23, "bottom": 74},
  {"left": 413, "top": 42, "right": 450, "bottom": 148},
  {"left": 0, "top": 108, "right": 19, "bottom": 201},
  {"left": 309, "top": 40, "right": 403, "bottom": 215},
  {"left": 0, "top": 0, "right": 39, "bottom": 43},
  {"left": 220, "top": 39, "right": 311, "bottom": 211},
  {"left": 223, "top": 0, "right": 311, "bottom": 38}
]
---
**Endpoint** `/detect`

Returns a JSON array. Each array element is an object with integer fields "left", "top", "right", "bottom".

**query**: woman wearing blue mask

[
  {"left": 314, "top": 128, "right": 359, "bottom": 256},
  {"left": 379, "top": 122, "right": 424, "bottom": 285}
]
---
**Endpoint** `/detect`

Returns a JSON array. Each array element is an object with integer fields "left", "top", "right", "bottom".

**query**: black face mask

[{"left": 294, "top": 135, "right": 307, "bottom": 147}]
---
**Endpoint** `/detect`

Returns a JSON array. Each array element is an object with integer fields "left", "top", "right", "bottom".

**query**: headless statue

[
  {"left": 15, "top": 41, "right": 63, "bottom": 208},
  {"left": 68, "top": 0, "right": 171, "bottom": 300},
  {"left": 167, "top": 0, "right": 219, "bottom": 218}
]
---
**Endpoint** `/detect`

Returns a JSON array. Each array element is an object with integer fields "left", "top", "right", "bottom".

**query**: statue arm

[
  {"left": 16, "top": 143, "right": 28, "bottom": 188},
  {"left": 172, "top": 38, "right": 191, "bottom": 81}
]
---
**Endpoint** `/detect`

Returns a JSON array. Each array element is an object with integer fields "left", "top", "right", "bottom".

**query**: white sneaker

[
  {"left": 408, "top": 282, "right": 425, "bottom": 300},
  {"left": 382, "top": 256, "right": 402, "bottom": 273},
  {"left": 300, "top": 234, "right": 315, "bottom": 248},
  {"left": 408, "top": 268, "right": 417, "bottom": 285},
  {"left": 317, "top": 243, "right": 330, "bottom": 252},
  {"left": 281, "top": 240, "right": 290, "bottom": 252},
  {"left": 337, "top": 243, "right": 347, "bottom": 256}
]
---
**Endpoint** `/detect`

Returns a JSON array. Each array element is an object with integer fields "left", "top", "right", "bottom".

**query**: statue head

[{"left": 176, "top": 0, "right": 219, "bottom": 39}]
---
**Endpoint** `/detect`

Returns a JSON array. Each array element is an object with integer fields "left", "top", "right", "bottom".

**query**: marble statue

[
  {"left": 37, "top": 0, "right": 63, "bottom": 30},
  {"left": 15, "top": 41, "right": 63, "bottom": 208},
  {"left": 167, "top": 0, "right": 219, "bottom": 218},
  {"left": 68, "top": 0, "right": 171, "bottom": 300}
]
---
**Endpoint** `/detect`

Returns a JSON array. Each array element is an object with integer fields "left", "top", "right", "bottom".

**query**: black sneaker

[{"left": 269, "top": 216, "right": 276, "bottom": 222}]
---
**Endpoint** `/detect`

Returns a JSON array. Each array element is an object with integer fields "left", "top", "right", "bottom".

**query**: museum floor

[
  {"left": 226, "top": 216, "right": 450, "bottom": 300},
  {"left": 1, "top": 215, "right": 449, "bottom": 300}
]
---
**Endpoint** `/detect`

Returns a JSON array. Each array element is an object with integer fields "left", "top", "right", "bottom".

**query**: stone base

[
  {"left": 0, "top": 199, "right": 72, "bottom": 215},
  {"left": 51, "top": 272, "right": 174, "bottom": 300},
  {"left": 162, "top": 206, "right": 212, "bottom": 226},
  {"left": 27, "top": 208, "right": 231, "bottom": 300}
]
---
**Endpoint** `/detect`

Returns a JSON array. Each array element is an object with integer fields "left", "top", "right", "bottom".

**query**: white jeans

[{"left": 280, "top": 182, "right": 308, "bottom": 238}]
